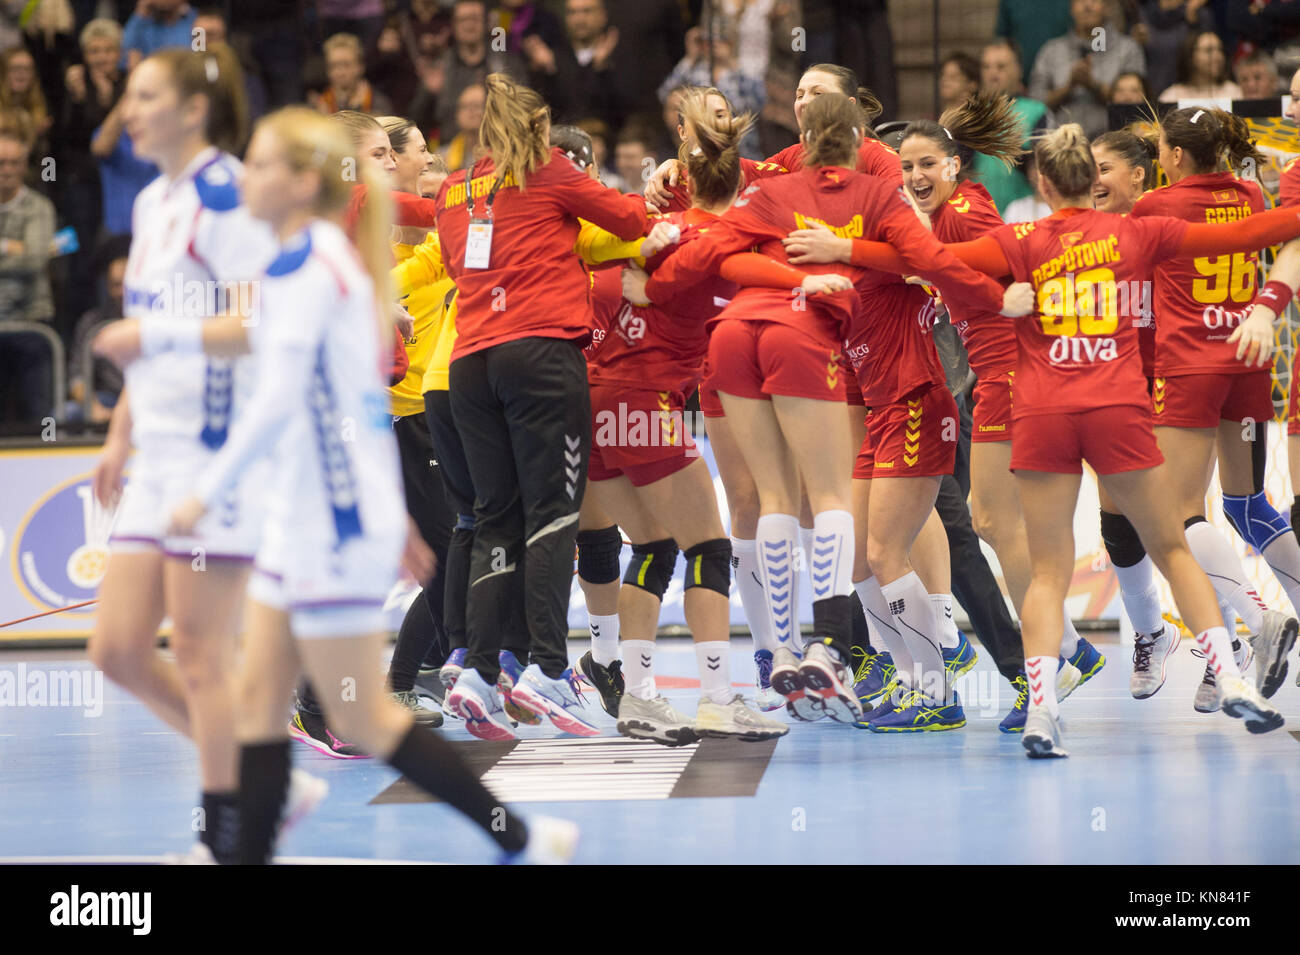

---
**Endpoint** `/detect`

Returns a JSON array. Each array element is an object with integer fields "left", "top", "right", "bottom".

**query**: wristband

[
  {"left": 1253, "top": 279, "right": 1296, "bottom": 315},
  {"left": 139, "top": 317, "right": 204, "bottom": 357}
]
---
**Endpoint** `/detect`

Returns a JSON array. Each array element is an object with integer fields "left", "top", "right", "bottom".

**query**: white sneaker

[
  {"left": 1055, "top": 657, "right": 1084, "bottom": 701},
  {"left": 754, "top": 685, "right": 786, "bottom": 712},
  {"left": 694, "top": 694, "right": 789, "bottom": 741},
  {"left": 1218, "top": 672, "right": 1285, "bottom": 734},
  {"left": 282, "top": 768, "right": 329, "bottom": 838},
  {"left": 504, "top": 815, "right": 580, "bottom": 864},
  {"left": 616, "top": 693, "right": 698, "bottom": 747},
  {"left": 770, "top": 645, "right": 824, "bottom": 721},
  {"left": 1130, "top": 622, "right": 1181, "bottom": 700},
  {"left": 1248, "top": 609, "right": 1298, "bottom": 698},
  {"left": 798, "top": 641, "right": 863, "bottom": 723},
  {"left": 1193, "top": 639, "right": 1253, "bottom": 714},
  {"left": 1022, "top": 707, "right": 1069, "bottom": 759}
]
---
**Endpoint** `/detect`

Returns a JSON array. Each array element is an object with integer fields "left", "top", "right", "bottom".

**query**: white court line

[{"left": 0, "top": 855, "right": 448, "bottom": 865}]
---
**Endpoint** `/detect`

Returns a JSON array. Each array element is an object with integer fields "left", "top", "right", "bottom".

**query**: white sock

[
  {"left": 757, "top": 514, "right": 800, "bottom": 652},
  {"left": 588, "top": 613, "right": 620, "bottom": 667},
  {"left": 1193, "top": 626, "right": 1241, "bottom": 678},
  {"left": 930, "top": 593, "right": 960, "bottom": 649},
  {"left": 732, "top": 537, "right": 778, "bottom": 656},
  {"left": 1059, "top": 612, "right": 1081, "bottom": 657},
  {"left": 695, "top": 640, "right": 732, "bottom": 704},
  {"left": 1184, "top": 520, "right": 1266, "bottom": 633},
  {"left": 799, "top": 524, "right": 814, "bottom": 581},
  {"left": 1113, "top": 555, "right": 1165, "bottom": 636},
  {"left": 1025, "top": 654, "right": 1059, "bottom": 717},
  {"left": 1219, "top": 597, "right": 1236, "bottom": 636},
  {"left": 1260, "top": 534, "right": 1300, "bottom": 615},
  {"left": 880, "top": 571, "right": 945, "bottom": 703},
  {"left": 809, "top": 509, "right": 854, "bottom": 601},
  {"left": 622, "top": 639, "right": 657, "bottom": 700},
  {"left": 854, "top": 576, "right": 909, "bottom": 671}
]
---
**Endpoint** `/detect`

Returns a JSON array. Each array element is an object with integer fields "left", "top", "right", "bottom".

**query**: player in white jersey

[
  {"left": 98, "top": 107, "right": 578, "bottom": 863},
  {"left": 88, "top": 45, "right": 322, "bottom": 865}
]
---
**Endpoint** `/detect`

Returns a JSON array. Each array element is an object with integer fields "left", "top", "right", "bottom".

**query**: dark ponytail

[
  {"left": 1160, "top": 106, "right": 1265, "bottom": 175},
  {"left": 900, "top": 90, "right": 1027, "bottom": 181}
]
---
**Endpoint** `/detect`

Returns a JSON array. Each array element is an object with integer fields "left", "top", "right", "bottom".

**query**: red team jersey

[
  {"left": 584, "top": 266, "right": 624, "bottom": 362},
  {"left": 929, "top": 180, "right": 1015, "bottom": 376},
  {"left": 765, "top": 136, "right": 903, "bottom": 184},
  {"left": 990, "top": 208, "right": 1189, "bottom": 417},
  {"left": 1280, "top": 156, "right": 1300, "bottom": 207},
  {"left": 657, "top": 157, "right": 787, "bottom": 213},
  {"left": 435, "top": 147, "right": 648, "bottom": 361},
  {"left": 1132, "top": 171, "right": 1265, "bottom": 377},
  {"left": 588, "top": 208, "right": 734, "bottom": 393}
]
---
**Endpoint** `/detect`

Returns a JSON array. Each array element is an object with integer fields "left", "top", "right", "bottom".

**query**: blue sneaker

[
  {"left": 753, "top": 650, "right": 784, "bottom": 712},
  {"left": 853, "top": 679, "right": 901, "bottom": 728},
  {"left": 1060, "top": 638, "right": 1105, "bottom": 700},
  {"left": 510, "top": 664, "right": 602, "bottom": 736},
  {"left": 446, "top": 668, "right": 516, "bottom": 741},
  {"left": 851, "top": 647, "right": 893, "bottom": 707},
  {"left": 498, "top": 651, "right": 542, "bottom": 726},
  {"left": 998, "top": 673, "right": 1029, "bottom": 733},
  {"left": 943, "top": 630, "right": 978, "bottom": 679},
  {"left": 440, "top": 647, "right": 467, "bottom": 689},
  {"left": 867, "top": 688, "right": 967, "bottom": 733}
]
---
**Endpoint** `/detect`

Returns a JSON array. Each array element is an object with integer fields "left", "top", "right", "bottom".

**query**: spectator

[
  {"left": 0, "top": 2, "right": 24, "bottom": 57},
  {"left": 971, "top": 38, "right": 1053, "bottom": 213},
  {"left": 1226, "top": 0, "right": 1300, "bottom": 60},
  {"left": 90, "top": 102, "right": 157, "bottom": 240},
  {"left": 318, "top": 0, "right": 385, "bottom": 51},
  {"left": 1110, "top": 69, "right": 1153, "bottom": 102},
  {"left": 757, "top": 0, "right": 802, "bottom": 155},
  {"left": 1236, "top": 48, "right": 1281, "bottom": 98},
  {"left": 1, "top": 48, "right": 53, "bottom": 168},
  {"left": 437, "top": 81, "right": 483, "bottom": 171},
  {"left": 613, "top": 123, "right": 657, "bottom": 191},
  {"left": 21, "top": 0, "right": 76, "bottom": 121},
  {"left": 1159, "top": 28, "right": 1242, "bottom": 100},
  {"left": 400, "top": 0, "right": 453, "bottom": 70},
  {"left": 68, "top": 240, "right": 129, "bottom": 423},
  {"left": 657, "top": 25, "right": 764, "bottom": 157},
  {"left": 227, "top": 0, "right": 303, "bottom": 107},
  {"left": 415, "top": 0, "right": 524, "bottom": 144},
  {"left": 1029, "top": 0, "right": 1147, "bottom": 138},
  {"left": 121, "top": 1, "right": 197, "bottom": 71},
  {"left": 526, "top": 0, "right": 625, "bottom": 128},
  {"left": 193, "top": 7, "right": 268, "bottom": 120},
  {"left": 313, "top": 32, "right": 393, "bottom": 115},
  {"left": 494, "top": 0, "right": 565, "bottom": 60},
  {"left": 939, "top": 51, "right": 980, "bottom": 114},
  {"left": 605, "top": 0, "right": 687, "bottom": 125},
  {"left": 575, "top": 116, "right": 616, "bottom": 186},
  {"left": 1002, "top": 153, "right": 1052, "bottom": 223},
  {"left": 0, "top": 129, "right": 56, "bottom": 424},
  {"left": 996, "top": 0, "right": 1072, "bottom": 82},
  {"left": 1132, "top": 0, "right": 1214, "bottom": 95}
]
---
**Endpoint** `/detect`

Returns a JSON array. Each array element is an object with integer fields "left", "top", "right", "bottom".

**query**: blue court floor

[{"left": 2, "top": 634, "right": 1298, "bottom": 864}]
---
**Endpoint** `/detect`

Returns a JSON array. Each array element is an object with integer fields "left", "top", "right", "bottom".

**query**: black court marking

[{"left": 371, "top": 736, "right": 776, "bottom": 804}]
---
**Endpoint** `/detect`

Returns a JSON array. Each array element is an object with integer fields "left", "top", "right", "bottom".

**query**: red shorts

[
  {"left": 707, "top": 319, "right": 846, "bottom": 403},
  {"left": 866, "top": 384, "right": 958, "bottom": 479},
  {"left": 1152, "top": 371, "right": 1274, "bottom": 430},
  {"left": 1011, "top": 405, "right": 1164, "bottom": 475},
  {"left": 588, "top": 382, "right": 697, "bottom": 486},
  {"left": 853, "top": 408, "right": 876, "bottom": 479},
  {"left": 698, "top": 384, "right": 724, "bottom": 418},
  {"left": 844, "top": 358, "right": 865, "bottom": 407},
  {"left": 972, "top": 370, "right": 1013, "bottom": 444}
]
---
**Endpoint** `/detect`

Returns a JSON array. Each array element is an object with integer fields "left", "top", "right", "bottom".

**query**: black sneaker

[
  {"left": 574, "top": 650, "right": 624, "bottom": 717},
  {"left": 288, "top": 705, "right": 370, "bottom": 759},
  {"left": 392, "top": 690, "right": 444, "bottom": 727},
  {"left": 414, "top": 667, "right": 447, "bottom": 706}
]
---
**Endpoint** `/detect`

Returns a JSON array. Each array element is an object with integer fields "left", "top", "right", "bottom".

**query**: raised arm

[{"left": 1175, "top": 204, "right": 1300, "bottom": 259}]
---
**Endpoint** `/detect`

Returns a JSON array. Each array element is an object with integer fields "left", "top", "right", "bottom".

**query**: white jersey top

[
  {"left": 194, "top": 219, "right": 406, "bottom": 549},
  {"left": 123, "top": 146, "right": 277, "bottom": 456}
]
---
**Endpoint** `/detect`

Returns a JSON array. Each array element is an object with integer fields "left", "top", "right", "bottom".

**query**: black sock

[
  {"left": 812, "top": 594, "right": 854, "bottom": 663},
  {"left": 389, "top": 593, "right": 443, "bottom": 692},
  {"left": 237, "top": 741, "right": 291, "bottom": 865},
  {"left": 386, "top": 724, "right": 528, "bottom": 854},
  {"left": 200, "top": 791, "right": 239, "bottom": 865}
]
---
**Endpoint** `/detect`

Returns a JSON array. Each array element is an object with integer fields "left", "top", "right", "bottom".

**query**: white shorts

[
  {"left": 249, "top": 518, "right": 403, "bottom": 639},
  {"left": 109, "top": 449, "right": 265, "bottom": 560}
]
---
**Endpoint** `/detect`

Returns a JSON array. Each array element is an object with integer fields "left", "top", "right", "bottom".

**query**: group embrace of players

[{"left": 86, "top": 39, "right": 1300, "bottom": 862}]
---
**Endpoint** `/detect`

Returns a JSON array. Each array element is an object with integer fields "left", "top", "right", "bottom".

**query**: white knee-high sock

[
  {"left": 695, "top": 640, "right": 732, "bottom": 704},
  {"left": 810, "top": 509, "right": 854, "bottom": 601},
  {"left": 1193, "top": 626, "right": 1241, "bottom": 678},
  {"left": 588, "top": 613, "right": 620, "bottom": 666},
  {"left": 757, "top": 514, "right": 800, "bottom": 652},
  {"left": 855, "top": 576, "right": 909, "bottom": 673},
  {"left": 732, "top": 537, "right": 777, "bottom": 655},
  {"left": 1184, "top": 520, "right": 1266, "bottom": 633},
  {"left": 1059, "top": 612, "right": 1081, "bottom": 657},
  {"left": 880, "top": 571, "right": 944, "bottom": 702},
  {"left": 1025, "top": 654, "right": 1059, "bottom": 717},
  {"left": 1112, "top": 555, "right": 1165, "bottom": 636},
  {"left": 1219, "top": 596, "right": 1236, "bottom": 636},
  {"left": 622, "top": 639, "right": 657, "bottom": 700},
  {"left": 1260, "top": 534, "right": 1300, "bottom": 615},
  {"left": 929, "top": 593, "right": 960, "bottom": 649}
]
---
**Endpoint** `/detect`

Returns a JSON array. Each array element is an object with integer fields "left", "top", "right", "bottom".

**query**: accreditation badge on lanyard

[{"left": 464, "top": 161, "right": 505, "bottom": 270}]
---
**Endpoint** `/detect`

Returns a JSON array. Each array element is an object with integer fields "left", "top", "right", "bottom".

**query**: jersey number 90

[{"left": 1037, "top": 267, "right": 1121, "bottom": 336}]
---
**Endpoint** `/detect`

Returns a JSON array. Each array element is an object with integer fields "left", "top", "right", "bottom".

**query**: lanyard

[{"left": 465, "top": 160, "right": 506, "bottom": 220}]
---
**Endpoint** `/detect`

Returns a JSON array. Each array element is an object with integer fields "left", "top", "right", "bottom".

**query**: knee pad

[
  {"left": 576, "top": 525, "right": 623, "bottom": 584},
  {"left": 1223, "top": 491, "right": 1291, "bottom": 552},
  {"left": 1099, "top": 509, "right": 1147, "bottom": 568},
  {"left": 682, "top": 538, "right": 732, "bottom": 597},
  {"left": 623, "top": 538, "right": 678, "bottom": 599}
]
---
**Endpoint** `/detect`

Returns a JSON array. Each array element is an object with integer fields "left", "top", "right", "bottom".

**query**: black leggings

[{"left": 449, "top": 337, "right": 590, "bottom": 682}]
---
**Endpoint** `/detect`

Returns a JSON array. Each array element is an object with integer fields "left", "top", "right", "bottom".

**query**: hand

[
  {"left": 90, "top": 68, "right": 116, "bottom": 105},
  {"left": 783, "top": 221, "right": 850, "bottom": 265},
  {"left": 592, "top": 27, "right": 620, "bottom": 70},
  {"left": 168, "top": 496, "right": 207, "bottom": 537},
  {"left": 999, "top": 282, "right": 1036, "bottom": 317},
  {"left": 1070, "top": 58, "right": 1093, "bottom": 90},
  {"left": 92, "top": 436, "right": 130, "bottom": 509},
  {"left": 622, "top": 266, "right": 650, "bottom": 306},
  {"left": 421, "top": 60, "right": 445, "bottom": 95},
  {"left": 392, "top": 304, "right": 415, "bottom": 342},
  {"left": 521, "top": 35, "right": 557, "bottom": 74},
  {"left": 640, "top": 220, "right": 681, "bottom": 258},
  {"left": 65, "top": 63, "right": 86, "bottom": 100},
  {"left": 403, "top": 517, "right": 437, "bottom": 583},
  {"left": 644, "top": 159, "right": 684, "bottom": 208},
  {"left": 801, "top": 273, "right": 853, "bottom": 295},
  {"left": 93, "top": 319, "right": 144, "bottom": 367},
  {"left": 1228, "top": 307, "right": 1276, "bottom": 367}
]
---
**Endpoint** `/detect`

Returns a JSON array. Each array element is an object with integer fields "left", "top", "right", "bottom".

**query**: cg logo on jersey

[{"left": 10, "top": 474, "right": 112, "bottom": 613}]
